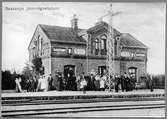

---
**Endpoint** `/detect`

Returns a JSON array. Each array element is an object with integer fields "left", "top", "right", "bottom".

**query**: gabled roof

[
  {"left": 39, "top": 24, "right": 86, "bottom": 44},
  {"left": 37, "top": 22, "right": 147, "bottom": 49},
  {"left": 120, "top": 33, "right": 148, "bottom": 49},
  {"left": 87, "top": 21, "right": 147, "bottom": 49},
  {"left": 87, "top": 21, "right": 121, "bottom": 37}
]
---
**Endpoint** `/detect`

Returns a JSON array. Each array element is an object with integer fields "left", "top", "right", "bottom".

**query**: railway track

[
  {"left": 2, "top": 96, "right": 164, "bottom": 106},
  {"left": 2, "top": 91, "right": 165, "bottom": 117},
  {"left": 2, "top": 100, "right": 165, "bottom": 117}
]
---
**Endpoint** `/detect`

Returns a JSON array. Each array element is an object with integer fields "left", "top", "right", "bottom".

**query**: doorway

[
  {"left": 98, "top": 66, "right": 106, "bottom": 76},
  {"left": 128, "top": 67, "right": 137, "bottom": 80},
  {"left": 64, "top": 65, "right": 75, "bottom": 78}
]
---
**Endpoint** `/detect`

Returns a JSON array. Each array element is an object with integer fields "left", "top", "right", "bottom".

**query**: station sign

[
  {"left": 74, "top": 48, "right": 86, "bottom": 55},
  {"left": 53, "top": 48, "right": 66, "bottom": 53},
  {"left": 136, "top": 53, "right": 145, "bottom": 57},
  {"left": 121, "top": 51, "right": 130, "bottom": 57}
]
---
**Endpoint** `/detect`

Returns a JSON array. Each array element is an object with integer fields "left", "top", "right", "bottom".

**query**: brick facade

[{"left": 28, "top": 21, "right": 148, "bottom": 82}]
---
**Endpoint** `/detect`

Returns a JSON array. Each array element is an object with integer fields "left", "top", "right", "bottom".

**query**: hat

[{"left": 90, "top": 69, "right": 96, "bottom": 75}]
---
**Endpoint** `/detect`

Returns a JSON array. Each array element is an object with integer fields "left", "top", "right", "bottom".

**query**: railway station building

[{"left": 28, "top": 15, "right": 148, "bottom": 82}]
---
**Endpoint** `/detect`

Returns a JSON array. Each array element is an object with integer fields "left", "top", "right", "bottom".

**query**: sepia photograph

[{"left": 1, "top": 2, "right": 166, "bottom": 118}]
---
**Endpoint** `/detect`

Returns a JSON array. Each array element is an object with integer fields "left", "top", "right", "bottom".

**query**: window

[
  {"left": 95, "top": 38, "right": 99, "bottom": 49},
  {"left": 100, "top": 35, "right": 107, "bottom": 50},
  {"left": 101, "top": 39, "right": 104, "bottom": 49},
  {"left": 37, "top": 35, "right": 40, "bottom": 50},
  {"left": 98, "top": 66, "right": 106, "bottom": 76},
  {"left": 95, "top": 38, "right": 99, "bottom": 55},
  {"left": 34, "top": 40, "right": 37, "bottom": 46},
  {"left": 100, "top": 35, "right": 107, "bottom": 55}
]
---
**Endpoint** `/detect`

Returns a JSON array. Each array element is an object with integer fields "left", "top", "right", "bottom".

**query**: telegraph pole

[
  {"left": 98, "top": 4, "right": 121, "bottom": 91},
  {"left": 86, "top": 34, "right": 89, "bottom": 75}
]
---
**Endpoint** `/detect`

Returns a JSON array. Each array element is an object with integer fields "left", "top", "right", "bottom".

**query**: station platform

[{"left": 2, "top": 89, "right": 165, "bottom": 101}]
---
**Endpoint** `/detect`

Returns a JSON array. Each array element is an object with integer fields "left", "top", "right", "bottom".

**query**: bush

[
  {"left": 139, "top": 74, "right": 165, "bottom": 89},
  {"left": 153, "top": 75, "right": 165, "bottom": 89},
  {"left": 2, "top": 70, "right": 16, "bottom": 90}
]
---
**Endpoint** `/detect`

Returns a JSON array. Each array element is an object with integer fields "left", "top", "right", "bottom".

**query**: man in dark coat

[
  {"left": 48, "top": 74, "right": 53, "bottom": 91},
  {"left": 120, "top": 74, "right": 125, "bottom": 92},
  {"left": 129, "top": 74, "right": 135, "bottom": 91},
  {"left": 114, "top": 74, "right": 120, "bottom": 92},
  {"left": 57, "top": 72, "right": 63, "bottom": 91},
  {"left": 124, "top": 72, "right": 130, "bottom": 92},
  {"left": 149, "top": 74, "right": 154, "bottom": 92},
  {"left": 90, "top": 74, "right": 96, "bottom": 91},
  {"left": 32, "top": 77, "right": 38, "bottom": 92}
]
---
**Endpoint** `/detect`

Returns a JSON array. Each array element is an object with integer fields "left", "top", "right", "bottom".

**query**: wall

[
  {"left": 51, "top": 57, "right": 121, "bottom": 76},
  {"left": 28, "top": 25, "right": 51, "bottom": 62},
  {"left": 42, "top": 57, "right": 51, "bottom": 76}
]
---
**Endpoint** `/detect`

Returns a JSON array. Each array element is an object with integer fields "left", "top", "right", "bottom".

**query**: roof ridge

[
  {"left": 39, "top": 24, "right": 85, "bottom": 31},
  {"left": 121, "top": 33, "right": 148, "bottom": 48}
]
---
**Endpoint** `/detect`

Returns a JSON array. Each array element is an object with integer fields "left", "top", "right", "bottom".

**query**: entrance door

[
  {"left": 98, "top": 66, "right": 106, "bottom": 76},
  {"left": 64, "top": 65, "right": 75, "bottom": 78},
  {"left": 128, "top": 67, "right": 137, "bottom": 80}
]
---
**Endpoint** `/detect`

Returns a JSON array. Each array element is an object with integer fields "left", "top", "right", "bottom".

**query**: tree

[
  {"left": 32, "top": 57, "right": 44, "bottom": 76},
  {"left": 22, "top": 62, "right": 33, "bottom": 80},
  {"left": 21, "top": 62, "right": 34, "bottom": 90}
]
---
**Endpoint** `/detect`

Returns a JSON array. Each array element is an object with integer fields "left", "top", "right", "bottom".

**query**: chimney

[{"left": 71, "top": 14, "right": 78, "bottom": 31}]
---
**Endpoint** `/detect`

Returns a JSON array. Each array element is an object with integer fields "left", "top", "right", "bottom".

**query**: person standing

[
  {"left": 114, "top": 74, "right": 120, "bottom": 93},
  {"left": 51, "top": 71, "right": 59, "bottom": 90},
  {"left": 31, "top": 76, "right": 37, "bottom": 92},
  {"left": 94, "top": 74, "right": 100, "bottom": 91},
  {"left": 80, "top": 77, "right": 87, "bottom": 94},
  {"left": 90, "top": 73, "right": 96, "bottom": 91},
  {"left": 129, "top": 74, "right": 135, "bottom": 91},
  {"left": 121, "top": 74, "right": 125, "bottom": 92},
  {"left": 125, "top": 73, "right": 130, "bottom": 92},
  {"left": 15, "top": 76, "right": 23, "bottom": 93},
  {"left": 100, "top": 76, "right": 105, "bottom": 91},
  {"left": 149, "top": 74, "right": 154, "bottom": 92},
  {"left": 76, "top": 75, "right": 81, "bottom": 91},
  {"left": 37, "top": 75, "right": 45, "bottom": 92},
  {"left": 58, "top": 72, "right": 63, "bottom": 91},
  {"left": 48, "top": 74, "right": 53, "bottom": 91}
]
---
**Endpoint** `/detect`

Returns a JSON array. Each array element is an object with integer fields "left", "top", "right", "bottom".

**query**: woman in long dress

[{"left": 80, "top": 76, "right": 87, "bottom": 94}]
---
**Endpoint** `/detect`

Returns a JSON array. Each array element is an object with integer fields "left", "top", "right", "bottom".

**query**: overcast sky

[{"left": 2, "top": 2, "right": 166, "bottom": 74}]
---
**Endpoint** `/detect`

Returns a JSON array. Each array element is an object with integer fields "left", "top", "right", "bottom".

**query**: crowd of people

[{"left": 15, "top": 69, "right": 154, "bottom": 93}]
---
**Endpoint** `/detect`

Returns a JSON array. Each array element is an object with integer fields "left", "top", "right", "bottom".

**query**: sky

[{"left": 2, "top": 2, "right": 166, "bottom": 74}]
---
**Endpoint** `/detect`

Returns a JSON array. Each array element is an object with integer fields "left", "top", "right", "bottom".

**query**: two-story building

[{"left": 28, "top": 15, "right": 148, "bottom": 82}]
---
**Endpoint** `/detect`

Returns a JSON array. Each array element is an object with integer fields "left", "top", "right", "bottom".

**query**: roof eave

[
  {"left": 122, "top": 45, "right": 148, "bottom": 49},
  {"left": 28, "top": 25, "right": 40, "bottom": 50},
  {"left": 50, "top": 40, "right": 86, "bottom": 45}
]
